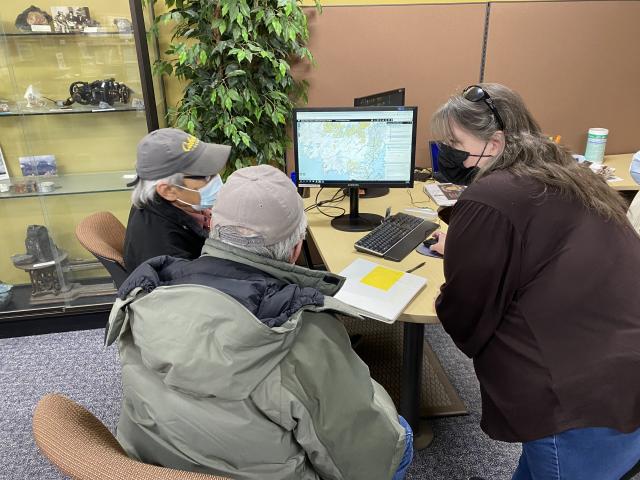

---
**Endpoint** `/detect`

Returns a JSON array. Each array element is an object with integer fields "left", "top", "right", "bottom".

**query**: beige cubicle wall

[
  {"left": 484, "top": 0, "right": 640, "bottom": 155},
  {"left": 290, "top": 3, "right": 486, "bottom": 170},
  {"left": 152, "top": 0, "right": 640, "bottom": 170}
]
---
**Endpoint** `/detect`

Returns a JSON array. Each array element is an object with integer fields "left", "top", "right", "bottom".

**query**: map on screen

[{"left": 295, "top": 109, "right": 414, "bottom": 184}]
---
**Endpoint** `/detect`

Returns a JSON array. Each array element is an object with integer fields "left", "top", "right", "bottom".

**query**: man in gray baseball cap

[
  {"left": 123, "top": 128, "right": 231, "bottom": 272},
  {"left": 110, "top": 164, "right": 413, "bottom": 480}
]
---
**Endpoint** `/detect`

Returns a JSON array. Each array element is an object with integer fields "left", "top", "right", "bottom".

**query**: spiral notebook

[{"left": 334, "top": 259, "right": 427, "bottom": 323}]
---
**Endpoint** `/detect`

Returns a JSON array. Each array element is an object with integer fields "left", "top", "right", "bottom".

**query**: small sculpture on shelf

[
  {"left": 11, "top": 225, "right": 71, "bottom": 300},
  {"left": 23, "top": 85, "right": 46, "bottom": 108},
  {"left": 14, "top": 5, "right": 53, "bottom": 32},
  {"left": 25, "top": 225, "right": 59, "bottom": 261},
  {"left": 51, "top": 6, "right": 99, "bottom": 33},
  {"left": 112, "top": 18, "right": 132, "bottom": 33},
  {"left": 131, "top": 98, "right": 145, "bottom": 110},
  {"left": 10, "top": 225, "right": 117, "bottom": 304},
  {"left": 69, "top": 78, "right": 131, "bottom": 106}
]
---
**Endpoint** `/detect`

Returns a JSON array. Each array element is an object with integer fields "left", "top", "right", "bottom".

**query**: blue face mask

[
  {"left": 175, "top": 174, "right": 223, "bottom": 211},
  {"left": 630, "top": 151, "right": 640, "bottom": 185}
]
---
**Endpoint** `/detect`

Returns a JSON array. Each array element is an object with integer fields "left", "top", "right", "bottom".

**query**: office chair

[
  {"left": 75, "top": 211, "right": 129, "bottom": 288},
  {"left": 33, "top": 394, "right": 230, "bottom": 480}
]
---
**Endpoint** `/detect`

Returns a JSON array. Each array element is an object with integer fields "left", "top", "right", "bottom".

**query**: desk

[
  {"left": 604, "top": 154, "right": 638, "bottom": 191},
  {"left": 304, "top": 184, "right": 442, "bottom": 447}
]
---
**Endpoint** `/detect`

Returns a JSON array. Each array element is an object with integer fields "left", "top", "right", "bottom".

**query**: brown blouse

[{"left": 435, "top": 170, "right": 640, "bottom": 442}]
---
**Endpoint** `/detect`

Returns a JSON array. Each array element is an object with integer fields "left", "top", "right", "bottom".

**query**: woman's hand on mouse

[{"left": 431, "top": 231, "right": 446, "bottom": 256}]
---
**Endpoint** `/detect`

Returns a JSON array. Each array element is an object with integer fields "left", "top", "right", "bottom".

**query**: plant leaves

[
  {"left": 272, "top": 19, "right": 282, "bottom": 36},
  {"left": 154, "top": 0, "right": 318, "bottom": 174}
]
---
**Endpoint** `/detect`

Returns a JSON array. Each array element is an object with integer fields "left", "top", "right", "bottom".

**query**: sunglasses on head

[{"left": 462, "top": 85, "right": 505, "bottom": 131}]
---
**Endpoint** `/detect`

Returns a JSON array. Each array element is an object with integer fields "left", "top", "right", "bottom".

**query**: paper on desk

[
  {"left": 361, "top": 266, "right": 404, "bottom": 291},
  {"left": 335, "top": 258, "right": 426, "bottom": 323}
]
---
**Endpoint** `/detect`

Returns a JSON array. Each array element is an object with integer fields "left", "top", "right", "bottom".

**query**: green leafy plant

[{"left": 149, "top": 0, "right": 320, "bottom": 173}]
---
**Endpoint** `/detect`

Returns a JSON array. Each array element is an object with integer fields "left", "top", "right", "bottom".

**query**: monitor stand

[
  {"left": 360, "top": 187, "right": 389, "bottom": 198},
  {"left": 341, "top": 186, "right": 390, "bottom": 198},
  {"left": 331, "top": 187, "right": 383, "bottom": 232}
]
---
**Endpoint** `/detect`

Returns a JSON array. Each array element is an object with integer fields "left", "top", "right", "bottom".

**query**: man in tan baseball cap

[
  {"left": 123, "top": 128, "right": 231, "bottom": 272},
  {"left": 110, "top": 164, "right": 413, "bottom": 480}
]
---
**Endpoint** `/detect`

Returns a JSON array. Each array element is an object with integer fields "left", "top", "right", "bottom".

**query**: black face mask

[{"left": 437, "top": 143, "right": 489, "bottom": 186}]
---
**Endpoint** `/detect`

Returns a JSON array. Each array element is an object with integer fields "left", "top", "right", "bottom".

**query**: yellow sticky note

[{"left": 360, "top": 266, "right": 403, "bottom": 291}]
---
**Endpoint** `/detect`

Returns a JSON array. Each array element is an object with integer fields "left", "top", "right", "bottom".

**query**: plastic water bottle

[{"left": 584, "top": 128, "right": 608, "bottom": 164}]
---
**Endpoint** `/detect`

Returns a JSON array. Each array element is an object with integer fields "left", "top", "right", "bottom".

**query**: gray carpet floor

[{"left": 0, "top": 324, "right": 522, "bottom": 480}]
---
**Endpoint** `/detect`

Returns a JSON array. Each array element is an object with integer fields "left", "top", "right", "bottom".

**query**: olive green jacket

[{"left": 106, "top": 240, "right": 406, "bottom": 480}]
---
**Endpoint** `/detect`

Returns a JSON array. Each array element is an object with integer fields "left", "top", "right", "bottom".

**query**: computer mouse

[{"left": 423, "top": 236, "right": 438, "bottom": 248}]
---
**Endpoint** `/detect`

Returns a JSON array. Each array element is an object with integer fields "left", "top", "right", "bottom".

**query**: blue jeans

[
  {"left": 392, "top": 416, "right": 414, "bottom": 480},
  {"left": 512, "top": 426, "right": 640, "bottom": 480}
]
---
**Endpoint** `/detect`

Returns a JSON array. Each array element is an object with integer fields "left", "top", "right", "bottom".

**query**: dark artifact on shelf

[
  {"left": 0, "top": 282, "right": 13, "bottom": 311},
  {"left": 10, "top": 225, "right": 117, "bottom": 304},
  {"left": 11, "top": 224, "right": 71, "bottom": 300},
  {"left": 15, "top": 5, "right": 53, "bottom": 32},
  {"left": 68, "top": 78, "right": 131, "bottom": 106},
  {"left": 25, "top": 225, "right": 59, "bottom": 262}
]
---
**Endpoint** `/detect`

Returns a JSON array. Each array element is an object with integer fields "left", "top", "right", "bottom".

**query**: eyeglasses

[
  {"left": 462, "top": 85, "right": 505, "bottom": 131},
  {"left": 184, "top": 175, "right": 213, "bottom": 182}
]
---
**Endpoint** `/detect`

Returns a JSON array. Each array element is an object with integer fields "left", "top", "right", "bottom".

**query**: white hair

[
  {"left": 131, "top": 173, "right": 184, "bottom": 208},
  {"left": 211, "top": 216, "right": 308, "bottom": 263}
]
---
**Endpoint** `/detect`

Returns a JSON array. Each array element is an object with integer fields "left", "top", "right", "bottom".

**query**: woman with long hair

[{"left": 430, "top": 83, "right": 640, "bottom": 479}]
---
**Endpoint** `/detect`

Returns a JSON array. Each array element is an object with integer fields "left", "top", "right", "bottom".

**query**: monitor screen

[
  {"left": 354, "top": 88, "right": 405, "bottom": 107},
  {"left": 293, "top": 107, "right": 417, "bottom": 188}
]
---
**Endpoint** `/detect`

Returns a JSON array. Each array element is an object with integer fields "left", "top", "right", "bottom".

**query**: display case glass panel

[{"left": 0, "top": 0, "right": 162, "bottom": 322}]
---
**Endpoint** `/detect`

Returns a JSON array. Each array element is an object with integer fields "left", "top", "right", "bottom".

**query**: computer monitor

[
  {"left": 354, "top": 89, "right": 405, "bottom": 198},
  {"left": 293, "top": 106, "right": 418, "bottom": 232},
  {"left": 354, "top": 88, "right": 406, "bottom": 108}
]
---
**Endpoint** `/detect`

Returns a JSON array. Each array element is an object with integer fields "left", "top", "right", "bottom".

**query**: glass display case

[{"left": 0, "top": 0, "right": 165, "bottom": 332}]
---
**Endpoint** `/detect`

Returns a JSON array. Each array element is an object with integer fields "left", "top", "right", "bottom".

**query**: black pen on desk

[{"left": 406, "top": 262, "right": 425, "bottom": 274}]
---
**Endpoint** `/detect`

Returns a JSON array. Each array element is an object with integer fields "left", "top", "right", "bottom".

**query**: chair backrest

[
  {"left": 33, "top": 394, "right": 230, "bottom": 480},
  {"left": 628, "top": 191, "right": 640, "bottom": 235},
  {"left": 76, "top": 211, "right": 126, "bottom": 266},
  {"left": 76, "top": 212, "right": 129, "bottom": 286}
]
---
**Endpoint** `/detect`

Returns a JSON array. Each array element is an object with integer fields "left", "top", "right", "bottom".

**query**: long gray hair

[{"left": 431, "top": 83, "right": 630, "bottom": 226}]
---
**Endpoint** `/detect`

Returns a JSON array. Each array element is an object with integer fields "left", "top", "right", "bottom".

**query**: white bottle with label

[
  {"left": 630, "top": 150, "right": 640, "bottom": 185},
  {"left": 584, "top": 128, "right": 608, "bottom": 165}
]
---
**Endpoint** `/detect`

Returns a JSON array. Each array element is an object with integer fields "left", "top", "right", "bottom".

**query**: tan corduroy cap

[{"left": 212, "top": 165, "right": 304, "bottom": 247}]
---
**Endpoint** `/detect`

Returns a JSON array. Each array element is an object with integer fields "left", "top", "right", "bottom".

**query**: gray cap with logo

[
  {"left": 212, "top": 165, "right": 304, "bottom": 247},
  {"left": 129, "top": 128, "right": 231, "bottom": 185}
]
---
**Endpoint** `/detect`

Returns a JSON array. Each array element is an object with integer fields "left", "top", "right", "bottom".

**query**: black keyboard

[{"left": 354, "top": 213, "right": 439, "bottom": 262}]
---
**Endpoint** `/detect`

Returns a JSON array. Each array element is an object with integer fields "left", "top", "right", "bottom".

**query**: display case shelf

[
  {"left": 0, "top": 105, "right": 143, "bottom": 117},
  {"left": 1, "top": 31, "right": 133, "bottom": 37},
  {"left": 0, "top": 171, "right": 134, "bottom": 199}
]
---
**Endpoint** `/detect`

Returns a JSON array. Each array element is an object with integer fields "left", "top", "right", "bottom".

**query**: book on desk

[
  {"left": 423, "top": 183, "right": 465, "bottom": 207},
  {"left": 334, "top": 258, "right": 427, "bottom": 323}
]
